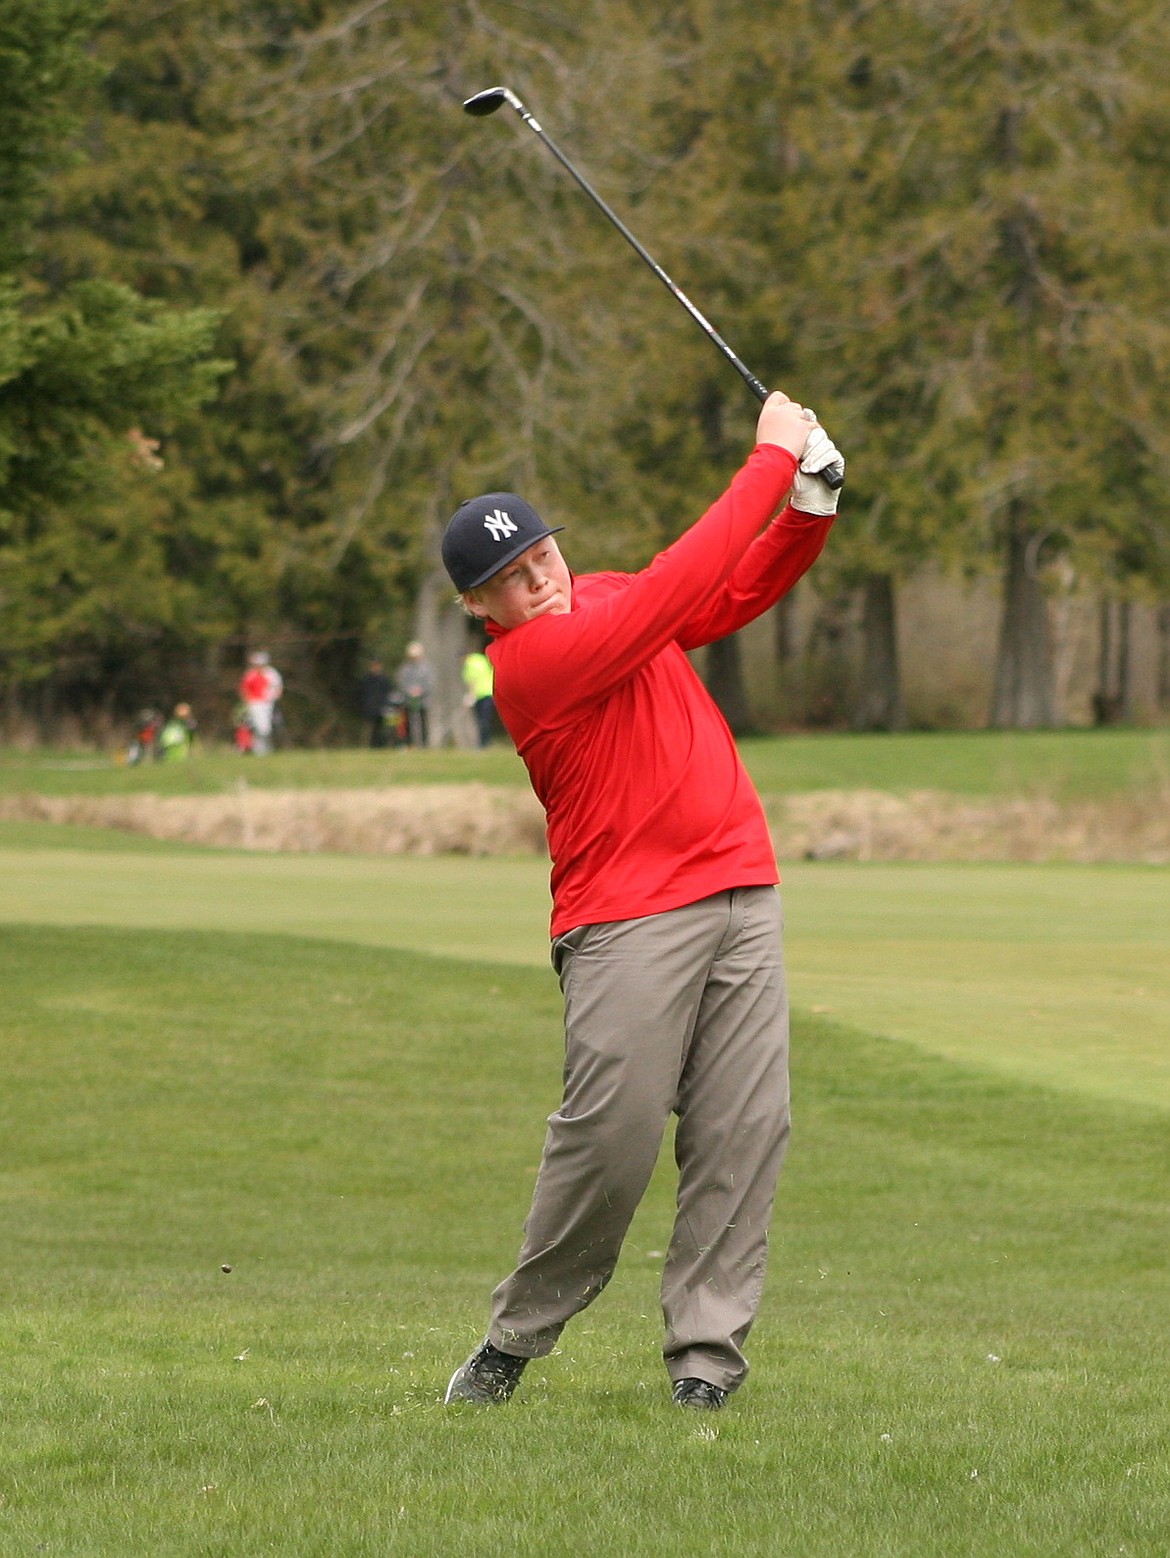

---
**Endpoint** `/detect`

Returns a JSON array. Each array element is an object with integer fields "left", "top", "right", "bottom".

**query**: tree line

[{"left": 1, "top": 0, "right": 1168, "bottom": 743}]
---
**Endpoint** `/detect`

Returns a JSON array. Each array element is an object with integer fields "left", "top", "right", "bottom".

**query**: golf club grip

[{"left": 741, "top": 376, "right": 846, "bottom": 490}]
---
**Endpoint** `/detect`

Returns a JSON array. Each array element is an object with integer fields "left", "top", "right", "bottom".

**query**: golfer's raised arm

[
  {"left": 500, "top": 443, "right": 799, "bottom": 723},
  {"left": 675, "top": 508, "right": 833, "bottom": 651}
]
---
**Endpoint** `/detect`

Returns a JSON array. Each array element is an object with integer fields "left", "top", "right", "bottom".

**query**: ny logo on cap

[{"left": 483, "top": 508, "right": 518, "bottom": 542}]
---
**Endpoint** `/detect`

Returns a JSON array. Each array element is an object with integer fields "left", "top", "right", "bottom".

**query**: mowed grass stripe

[
  {"left": 0, "top": 843, "right": 554, "bottom": 964},
  {"left": 1, "top": 845, "right": 1167, "bottom": 1110},
  {"left": 0, "top": 925, "right": 1167, "bottom": 1556},
  {"left": 4, "top": 727, "right": 1168, "bottom": 798}
]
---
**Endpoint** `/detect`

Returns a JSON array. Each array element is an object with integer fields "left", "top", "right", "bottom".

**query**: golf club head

[{"left": 463, "top": 88, "right": 510, "bottom": 117}]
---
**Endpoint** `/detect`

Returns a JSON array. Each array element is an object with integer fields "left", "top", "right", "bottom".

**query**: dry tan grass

[
  {"left": 0, "top": 784, "right": 547, "bottom": 857},
  {"left": 3, "top": 783, "right": 1168, "bottom": 863},
  {"left": 766, "top": 787, "right": 1170, "bottom": 865}
]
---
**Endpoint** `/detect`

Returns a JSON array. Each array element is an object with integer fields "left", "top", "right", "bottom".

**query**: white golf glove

[{"left": 792, "top": 418, "right": 845, "bottom": 516}]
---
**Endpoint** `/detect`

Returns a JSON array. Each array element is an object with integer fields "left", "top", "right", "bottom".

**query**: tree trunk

[
  {"left": 772, "top": 589, "right": 799, "bottom": 724},
  {"left": 1093, "top": 598, "right": 1116, "bottom": 725},
  {"left": 414, "top": 476, "right": 474, "bottom": 746},
  {"left": 415, "top": 565, "right": 475, "bottom": 747},
  {"left": 1092, "top": 598, "right": 1134, "bottom": 725},
  {"left": 990, "top": 510, "right": 1058, "bottom": 728},
  {"left": 697, "top": 378, "right": 754, "bottom": 736},
  {"left": 411, "top": 464, "right": 479, "bottom": 747},
  {"left": 1117, "top": 600, "right": 1133, "bottom": 721},
  {"left": 774, "top": 588, "right": 798, "bottom": 665},
  {"left": 1157, "top": 604, "right": 1170, "bottom": 713},
  {"left": 36, "top": 675, "right": 59, "bottom": 745},
  {"left": 705, "top": 633, "right": 755, "bottom": 736},
  {"left": 852, "top": 573, "right": 906, "bottom": 731},
  {"left": 803, "top": 591, "right": 854, "bottom": 726}
]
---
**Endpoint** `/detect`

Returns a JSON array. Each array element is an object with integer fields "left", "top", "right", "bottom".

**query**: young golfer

[{"left": 442, "top": 391, "right": 843, "bottom": 1409}]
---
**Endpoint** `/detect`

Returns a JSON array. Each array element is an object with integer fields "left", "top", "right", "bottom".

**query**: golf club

[{"left": 463, "top": 86, "right": 845, "bottom": 489}]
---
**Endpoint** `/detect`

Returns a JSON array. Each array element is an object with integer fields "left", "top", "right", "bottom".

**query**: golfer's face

[{"left": 468, "top": 539, "right": 572, "bottom": 630}]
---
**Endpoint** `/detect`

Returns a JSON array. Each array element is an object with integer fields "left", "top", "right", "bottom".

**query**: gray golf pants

[{"left": 489, "top": 885, "right": 790, "bottom": 1392}]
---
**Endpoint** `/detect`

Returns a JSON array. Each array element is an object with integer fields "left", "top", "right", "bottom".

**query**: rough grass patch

[
  {"left": 0, "top": 783, "right": 547, "bottom": 856},
  {"left": 3, "top": 781, "right": 1169, "bottom": 861},
  {"left": 769, "top": 784, "right": 1170, "bottom": 863}
]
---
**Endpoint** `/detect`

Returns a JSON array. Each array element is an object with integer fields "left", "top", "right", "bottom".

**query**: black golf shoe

[
  {"left": 671, "top": 1377, "right": 729, "bottom": 1410},
  {"left": 444, "top": 1339, "right": 528, "bottom": 1405}
]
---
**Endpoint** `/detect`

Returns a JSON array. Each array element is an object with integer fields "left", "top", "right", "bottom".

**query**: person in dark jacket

[{"left": 358, "top": 659, "right": 392, "bottom": 747}]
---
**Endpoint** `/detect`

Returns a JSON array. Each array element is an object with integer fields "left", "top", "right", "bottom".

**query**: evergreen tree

[
  {"left": 0, "top": 0, "right": 228, "bottom": 723},
  {"left": 29, "top": 0, "right": 349, "bottom": 730},
  {"left": 221, "top": 0, "right": 732, "bottom": 737},
  {"left": 11, "top": 0, "right": 1168, "bottom": 738},
  {"left": 759, "top": 0, "right": 1170, "bottom": 727}
]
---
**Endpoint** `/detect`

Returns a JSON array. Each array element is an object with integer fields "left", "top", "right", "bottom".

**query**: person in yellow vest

[
  {"left": 158, "top": 702, "right": 197, "bottom": 761},
  {"left": 462, "top": 648, "right": 496, "bottom": 748}
]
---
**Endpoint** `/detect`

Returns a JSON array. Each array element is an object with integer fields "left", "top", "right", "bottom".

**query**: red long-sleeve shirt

[{"left": 486, "top": 444, "right": 833, "bottom": 937}]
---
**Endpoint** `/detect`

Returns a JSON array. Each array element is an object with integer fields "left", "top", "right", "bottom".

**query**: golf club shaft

[
  {"left": 467, "top": 88, "right": 844, "bottom": 489},
  {"left": 502, "top": 99, "right": 767, "bottom": 402}
]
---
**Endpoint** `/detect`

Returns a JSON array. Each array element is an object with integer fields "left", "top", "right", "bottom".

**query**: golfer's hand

[
  {"left": 792, "top": 423, "right": 846, "bottom": 516},
  {"left": 755, "top": 392, "right": 815, "bottom": 460}
]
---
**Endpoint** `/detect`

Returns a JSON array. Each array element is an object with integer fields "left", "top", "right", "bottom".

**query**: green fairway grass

[
  {"left": 1, "top": 925, "right": 1167, "bottom": 1555},
  {"left": 739, "top": 727, "right": 1170, "bottom": 800},
  {"left": 1, "top": 835, "right": 1166, "bottom": 1111},
  {"left": 4, "top": 726, "right": 1168, "bottom": 799},
  {"left": 0, "top": 819, "right": 215, "bottom": 852},
  {"left": 0, "top": 744, "right": 530, "bottom": 797}
]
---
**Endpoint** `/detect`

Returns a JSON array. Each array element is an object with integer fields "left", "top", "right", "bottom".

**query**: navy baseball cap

[{"left": 442, "top": 492, "right": 564, "bottom": 593}]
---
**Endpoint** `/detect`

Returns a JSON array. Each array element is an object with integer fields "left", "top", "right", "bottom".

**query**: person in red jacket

[
  {"left": 238, "top": 650, "right": 284, "bottom": 756},
  {"left": 441, "top": 392, "right": 843, "bottom": 1411}
]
